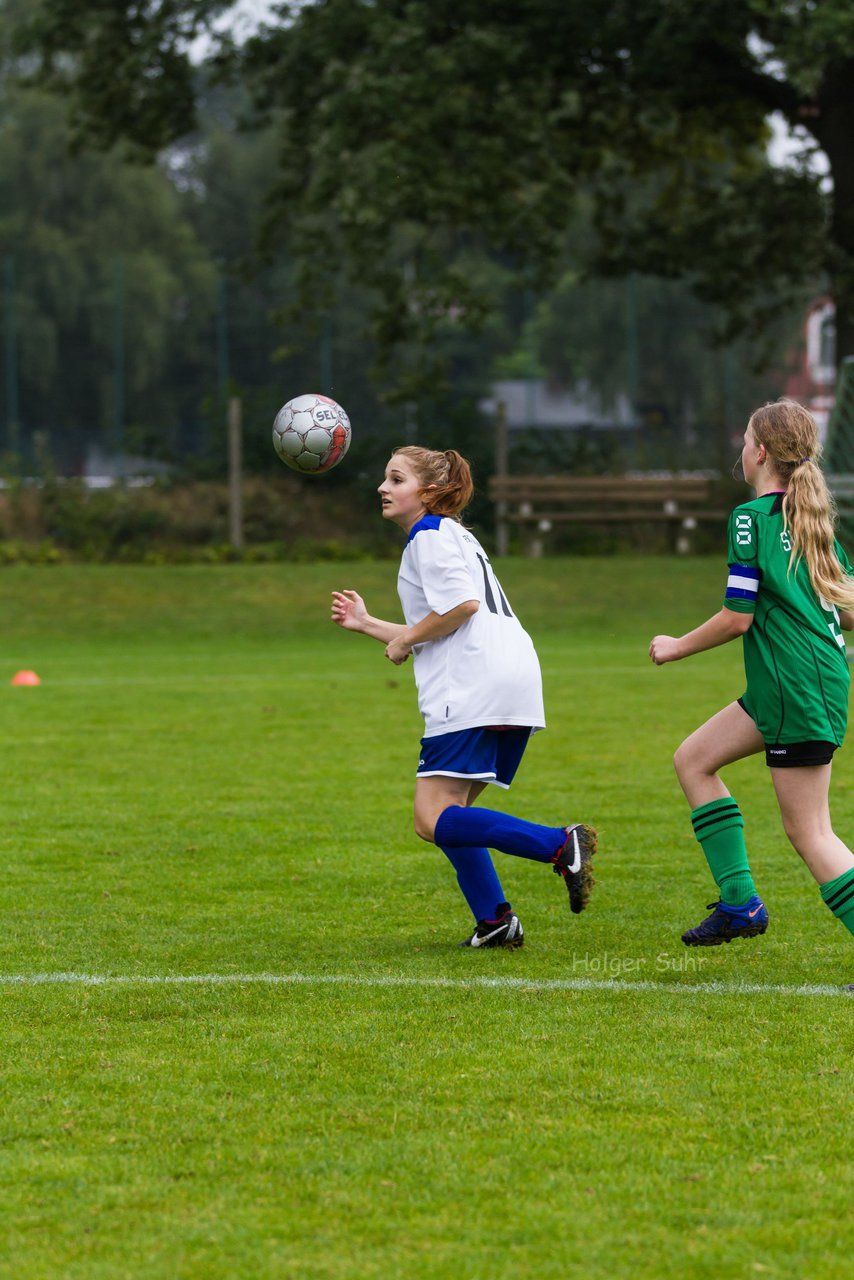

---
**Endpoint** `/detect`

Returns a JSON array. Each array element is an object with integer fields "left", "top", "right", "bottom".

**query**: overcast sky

[{"left": 189, "top": 0, "right": 276, "bottom": 58}]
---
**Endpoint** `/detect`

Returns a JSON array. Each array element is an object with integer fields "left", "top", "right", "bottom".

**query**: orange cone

[{"left": 11, "top": 670, "right": 41, "bottom": 686}]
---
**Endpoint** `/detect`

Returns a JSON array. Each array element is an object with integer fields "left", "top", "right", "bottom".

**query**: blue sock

[
  {"left": 434, "top": 805, "right": 565, "bottom": 864},
  {"left": 439, "top": 845, "right": 506, "bottom": 923}
]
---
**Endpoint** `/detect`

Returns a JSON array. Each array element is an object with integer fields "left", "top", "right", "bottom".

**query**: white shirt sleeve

[{"left": 409, "top": 523, "right": 477, "bottom": 616}]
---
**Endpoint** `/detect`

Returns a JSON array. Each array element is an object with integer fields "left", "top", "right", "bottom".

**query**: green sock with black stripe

[
  {"left": 690, "top": 797, "right": 756, "bottom": 906},
  {"left": 820, "top": 868, "right": 854, "bottom": 936}
]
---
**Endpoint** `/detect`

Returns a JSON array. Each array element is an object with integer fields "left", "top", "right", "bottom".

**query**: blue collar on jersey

[{"left": 406, "top": 513, "right": 443, "bottom": 542}]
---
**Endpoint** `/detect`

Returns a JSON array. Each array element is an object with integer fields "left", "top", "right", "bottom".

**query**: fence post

[
  {"left": 113, "top": 256, "right": 125, "bottom": 476},
  {"left": 4, "top": 255, "right": 19, "bottom": 454},
  {"left": 495, "top": 398, "right": 508, "bottom": 556},
  {"left": 228, "top": 395, "right": 244, "bottom": 550}
]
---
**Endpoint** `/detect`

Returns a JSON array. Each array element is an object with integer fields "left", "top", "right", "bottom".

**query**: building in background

[
  {"left": 783, "top": 297, "right": 836, "bottom": 439},
  {"left": 479, "top": 378, "right": 636, "bottom": 432}
]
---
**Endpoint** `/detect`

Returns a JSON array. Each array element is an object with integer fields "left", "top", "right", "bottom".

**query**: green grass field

[{"left": 1, "top": 558, "right": 852, "bottom": 1279}]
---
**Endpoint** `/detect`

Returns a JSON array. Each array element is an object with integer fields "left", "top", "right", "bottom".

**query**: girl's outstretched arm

[
  {"left": 650, "top": 607, "right": 753, "bottom": 665},
  {"left": 384, "top": 599, "right": 479, "bottom": 665},
  {"left": 330, "top": 590, "right": 407, "bottom": 644}
]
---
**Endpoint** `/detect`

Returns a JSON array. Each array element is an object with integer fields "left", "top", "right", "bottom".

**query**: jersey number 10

[{"left": 476, "top": 554, "right": 513, "bottom": 617}]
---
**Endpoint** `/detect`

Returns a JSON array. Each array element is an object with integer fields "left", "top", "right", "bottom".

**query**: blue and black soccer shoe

[{"left": 681, "top": 895, "right": 769, "bottom": 947}]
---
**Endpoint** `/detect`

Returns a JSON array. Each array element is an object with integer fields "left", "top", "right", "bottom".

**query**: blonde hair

[
  {"left": 390, "top": 446, "right": 474, "bottom": 518},
  {"left": 748, "top": 398, "right": 854, "bottom": 610}
]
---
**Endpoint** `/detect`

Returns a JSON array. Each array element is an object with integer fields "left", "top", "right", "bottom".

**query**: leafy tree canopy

[
  {"left": 16, "top": 0, "right": 230, "bottom": 154},
  {"left": 0, "top": 78, "right": 218, "bottom": 451},
  {"left": 17, "top": 1, "right": 853, "bottom": 361}
]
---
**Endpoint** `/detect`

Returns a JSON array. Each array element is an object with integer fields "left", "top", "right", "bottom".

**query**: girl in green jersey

[{"left": 650, "top": 399, "right": 854, "bottom": 957}]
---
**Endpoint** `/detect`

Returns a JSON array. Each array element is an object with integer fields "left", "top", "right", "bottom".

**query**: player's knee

[
  {"left": 786, "top": 832, "right": 817, "bottom": 864},
  {"left": 673, "top": 739, "right": 693, "bottom": 782},
  {"left": 413, "top": 810, "right": 437, "bottom": 843},
  {"left": 781, "top": 818, "right": 821, "bottom": 858},
  {"left": 780, "top": 815, "right": 799, "bottom": 849},
  {"left": 674, "top": 737, "right": 715, "bottom": 784}
]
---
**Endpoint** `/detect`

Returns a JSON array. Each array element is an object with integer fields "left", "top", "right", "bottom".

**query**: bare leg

[
  {"left": 674, "top": 701, "right": 764, "bottom": 808},
  {"left": 415, "top": 776, "right": 509, "bottom": 929},
  {"left": 771, "top": 765, "right": 854, "bottom": 884},
  {"left": 413, "top": 776, "right": 488, "bottom": 843},
  {"left": 467, "top": 780, "right": 489, "bottom": 806}
]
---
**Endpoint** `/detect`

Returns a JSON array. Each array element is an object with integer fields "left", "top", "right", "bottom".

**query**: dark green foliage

[
  {"left": 0, "top": 80, "right": 218, "bottom": 454},
  {"left": 20, "top": 0, "right": 229, "bottom": 154},
  {"left": 15, "top": 0, "right": 854, "bottom": 366},
  {"left": 236, "top": 1, "right": 852, "bottom": 361},
  {"left": 0, "top": 1, "right": 842, "bottom": 481}
]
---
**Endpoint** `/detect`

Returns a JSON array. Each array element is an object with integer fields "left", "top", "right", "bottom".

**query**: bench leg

[
  {"left": 527, "top": 517, "right": 553, "bottom": 558},
  {"left": 676, "top": 516, "right": 698, "bottom": 555}
]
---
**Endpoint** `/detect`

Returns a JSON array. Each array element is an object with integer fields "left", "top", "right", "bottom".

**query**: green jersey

[{"left": 723, "top": 492, "right": 851, "bottom": 746}]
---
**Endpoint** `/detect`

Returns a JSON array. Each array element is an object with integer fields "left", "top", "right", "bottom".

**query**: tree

[
  {"left": 17, "top": 1, "right": 850, "bottom": 366},
  {"left": 238, "top": 0, "right": 853, "bottom": 362},
  {"left": 588, "top": 1, "right": 852, "bottom": 354},
  {"left": 17, "top": 0, "right": 231, "bottom": 155},
  {"left": 0, "top": 81, "right": 218, "bottom": 458}
]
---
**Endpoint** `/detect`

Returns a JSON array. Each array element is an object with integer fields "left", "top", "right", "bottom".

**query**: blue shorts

[{"left": 416, "top": 727, "right": 532, "bottom": 789}]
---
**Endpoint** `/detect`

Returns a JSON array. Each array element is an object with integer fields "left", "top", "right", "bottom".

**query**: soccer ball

[{"left": 272, "top": 394, "right": 351, "bottom": 475}]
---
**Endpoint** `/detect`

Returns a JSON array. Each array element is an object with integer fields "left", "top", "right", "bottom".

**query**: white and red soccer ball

[{"left": 272, "top": 394, "right": 351, "bottom": 475}]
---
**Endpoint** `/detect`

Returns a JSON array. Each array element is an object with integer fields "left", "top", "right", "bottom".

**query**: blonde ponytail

[{"left": 750, "top": 400, "right": 854, "bottom": 611}]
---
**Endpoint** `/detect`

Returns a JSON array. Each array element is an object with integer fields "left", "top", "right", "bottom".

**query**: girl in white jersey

[{"left": 331, "top": 445, "right": 597, "bottom": 949}]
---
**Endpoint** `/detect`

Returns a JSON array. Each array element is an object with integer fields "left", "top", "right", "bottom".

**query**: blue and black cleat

[
  {"left": 681, "top": 895, "right": 769, "bottom": 947},
  {"left": 552, "top": 823, "right": 597, "bottom": 914},
  {"left": 460, "top": 903, "right": 524, "bottom": 949}
]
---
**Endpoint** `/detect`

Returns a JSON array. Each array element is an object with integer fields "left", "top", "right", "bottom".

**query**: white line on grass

[
  {"left": 0, "top": 971, "right": 849, "bottom": 999},
  {"left": 19, "top": 673, "right": 277, "bottom": 688},
  {"left": 33, "top": 666, "right": 652, "bottom": 689}
]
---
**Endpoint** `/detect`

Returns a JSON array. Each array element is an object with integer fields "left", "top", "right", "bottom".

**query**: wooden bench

[{"left": 487, "top": 474, "right": 732, "bottom": 556}]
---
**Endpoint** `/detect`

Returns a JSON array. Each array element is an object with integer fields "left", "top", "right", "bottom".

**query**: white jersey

[{"left": 397, "top": 515, "right": 545, "bottom": 739}]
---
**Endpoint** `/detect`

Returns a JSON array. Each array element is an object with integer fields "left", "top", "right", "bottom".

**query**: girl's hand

[
  {"left": 649, "top": 635, "right": 682, "bottom": 665},
  {"left": 384, "top": 636, "right": 412, "bottom": 665},
  {"left": 331, "top": 590, "right": 368, "bottom": 632}
]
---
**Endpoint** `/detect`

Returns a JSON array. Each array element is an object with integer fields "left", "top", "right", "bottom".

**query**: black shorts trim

[
  {"left": 736, "top": 699, "right": 840, "bottom": 767},
  {"left": 764, "top": 741, "right": 838, "bottom": 768}
]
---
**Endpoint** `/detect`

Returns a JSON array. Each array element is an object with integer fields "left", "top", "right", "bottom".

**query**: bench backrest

[{"left": 488, "top": 476, "right": 713, "bottom": 504}]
